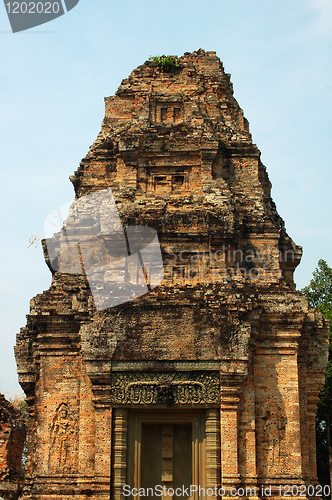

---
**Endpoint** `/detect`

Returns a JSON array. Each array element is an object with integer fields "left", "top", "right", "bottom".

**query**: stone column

[
  {"left": 307, "top": 375, "right": 325, "bottom": 485},
  {"left": 94, "top": 402, "right": 113, "bottom": 478},
  {"left": 120, "top": 150, "right": 138, "bottom": 189},
  {"left": 238, "top": 379, "right": 258, "bottom": 496},
  {"left": 81, "top": 317, "right": 114, "bottom": 496},
  {"left": 307, "top": 397, "right": 319, "bottom": 484},
  {"left": 254, "top": 322, "right": 304, "bottom": 493},
  {"left": 220, "top": 376, "right": 242, "bottom": 494},
  {"left": 82, "top": 371, "right": 113, "bottom": 499},
  {"left": 112, "top": 408, "right": 128, "bottom": 500},
  {"left": 205, "top": 408, "right": 221, "bottom": 500},
  {"left": 297, "top": 353, "right": 310, "bottom": 483},
  {"left": 201, "top": 147, "right": 217, "bottom": 185}
]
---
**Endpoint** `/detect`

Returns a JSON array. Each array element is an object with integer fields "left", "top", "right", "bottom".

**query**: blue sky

[{"left": 1, "top": 0, "right": 331, "bottom": 397}]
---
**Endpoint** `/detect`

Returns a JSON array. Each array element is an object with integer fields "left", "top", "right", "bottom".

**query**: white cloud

[{"left": 308, "top": 0, "right": 332, "bottom": 33}]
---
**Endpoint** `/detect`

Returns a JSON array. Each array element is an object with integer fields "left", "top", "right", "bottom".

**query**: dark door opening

[{"left": 141, "top": 423, "right": 192, "bottom": 498}]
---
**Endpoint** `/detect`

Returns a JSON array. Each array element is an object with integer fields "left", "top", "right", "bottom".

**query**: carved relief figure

[
  {"left": 261, "top": 400, "right": 287, "bottom": 468},
  {"left": 48, "top": 403, "right": 75, "bottom": 473}
]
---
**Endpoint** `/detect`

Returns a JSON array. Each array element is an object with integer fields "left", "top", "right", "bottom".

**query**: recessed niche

[
  {"left": 154, "top": 175, "right": 171, "bottom": 194},
  {"left": 151, "top": 99, "right": 184, "bottom": 125},
  {"left": 172, "top": 175, "right": 185, "bottom": 191},
  {"left": 138, "top": 165, "right": 192, "bottom": 194}
]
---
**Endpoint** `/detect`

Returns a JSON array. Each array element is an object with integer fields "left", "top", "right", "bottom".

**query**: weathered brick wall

[{"left": 0, "top": 394, "right": 26, "bottom": 500}]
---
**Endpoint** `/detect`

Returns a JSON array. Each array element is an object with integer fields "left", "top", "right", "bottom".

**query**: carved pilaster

[
  {"left": 297, "top": 351, "right": 310, "bottom": 483},
  {"left": 205, "top": 409, "right": 221, "bottom": 499},
  {"left": 307, "top": 393, "right": 321, "bottom": 484},
  {"left": 220, "top": 377, "right": 242, "bottom": 492},
  {"left": 112, "top": 409, "right": 128, "bottom": 500},
  {"left": 201, "top": 147, "right": 218, "bottom": 184}
]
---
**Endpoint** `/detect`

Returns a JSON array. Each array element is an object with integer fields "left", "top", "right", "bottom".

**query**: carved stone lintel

[{"left": 111, "top": 372, "right": 220, "bottom": 406}]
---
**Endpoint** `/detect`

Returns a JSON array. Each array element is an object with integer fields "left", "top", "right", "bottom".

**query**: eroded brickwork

[
  {"left": 0, "top": 394, "right": 26, "bottom": 500},
  {"left": 15, "top": 50, "right": 328, "bottom": 500}
]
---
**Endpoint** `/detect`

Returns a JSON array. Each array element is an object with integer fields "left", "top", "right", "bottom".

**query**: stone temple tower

[{"left": 15, "top": 50, "right": 328, "bottom": 500}]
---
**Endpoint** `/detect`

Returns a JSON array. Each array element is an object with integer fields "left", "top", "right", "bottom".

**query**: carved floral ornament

[{"left": 111, "top": 372, "right": 220, "bottom": 406}]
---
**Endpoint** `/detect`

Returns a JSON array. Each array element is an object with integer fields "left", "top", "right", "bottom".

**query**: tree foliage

[
  {"left": 301, "top": 259, "right": 332, "bottom": 489},
  {"left": 302, "top": 259, "right": 332, "bottom": 321}
]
